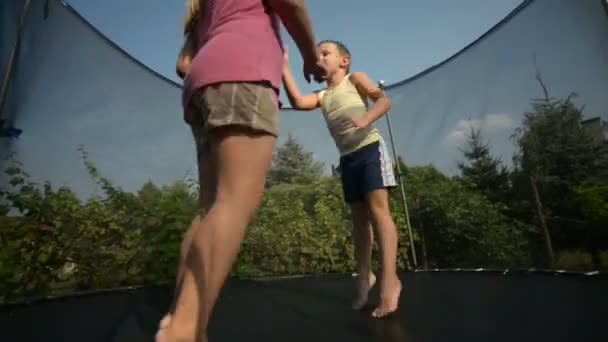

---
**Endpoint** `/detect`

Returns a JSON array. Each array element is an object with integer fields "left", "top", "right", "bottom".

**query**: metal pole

[{"left": 378, "top": 80, "right": 418, "bottom": 268}]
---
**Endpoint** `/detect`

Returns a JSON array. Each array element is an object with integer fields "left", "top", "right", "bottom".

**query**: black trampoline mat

[{"left": 1, "top": 271, "right": 607, "bottom": 342}]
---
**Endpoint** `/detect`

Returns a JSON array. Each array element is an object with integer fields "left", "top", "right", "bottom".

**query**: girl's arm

[{"left": 267, "top": 0, "right": 321, "bottom": 83}]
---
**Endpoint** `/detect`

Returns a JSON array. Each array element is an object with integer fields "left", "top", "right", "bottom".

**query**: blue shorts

[{"left": 339, "top": 137, "right": 398, "bottom": 203}]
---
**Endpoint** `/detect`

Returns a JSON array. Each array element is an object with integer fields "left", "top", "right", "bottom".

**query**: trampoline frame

[{"left": 1, "top": 267, "right": 605, "bottom": 310}]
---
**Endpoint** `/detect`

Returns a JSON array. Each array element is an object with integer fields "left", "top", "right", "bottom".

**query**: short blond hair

[{"left": 182, "top": 0, "right": 201, "bottom": 35}]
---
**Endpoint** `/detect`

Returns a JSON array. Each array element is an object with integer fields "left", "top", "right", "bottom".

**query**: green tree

[
  {"left": 575, "top": 185, "right": 608, "bottom": 266},
  {"left": 266, "top": 133, "right": 325, "bottom": 188},
  {"left": 511, "top": 75, "right": 608, "bottom": 266},
  {"left": 401, "top": 165, "right": 530, "bottom": 268},
  {"left": 456, "top": 125, "right": 510, "bottom": 205}
]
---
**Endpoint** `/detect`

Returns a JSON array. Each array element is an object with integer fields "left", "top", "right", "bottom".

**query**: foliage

[
  {"left": 575, "top": 185, "right": 608, "bottom": 227},
  {"left": 266, "top": 133, "right": 325, "bottom": 188},
  {"left": 512, "top": 92, "right": 601, "bottom": 186},
  {"left": 555, "top": 251, "right": 594, "bottom": 271},
  {"left": 509, "top": 79, "right": 608, "bottom": 264},
  {"left": 237, "top": 178, "right": 354, "bottom": 276},
  {"left": 456, "top": 125, "right": 510, "bottom": 206},
  {"left": 1, "top": 119, "right": 605, "bottom": 304},
  {"left": 574, "top": 185, "right": 608, "bottom": 264},
  {"left": 404, "top": 165, "right": 531, "bottom": 268}
]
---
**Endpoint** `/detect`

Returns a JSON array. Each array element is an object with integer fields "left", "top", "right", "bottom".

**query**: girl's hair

[{"left": 182, "top": 0, "right": 202, "bottom": 35}]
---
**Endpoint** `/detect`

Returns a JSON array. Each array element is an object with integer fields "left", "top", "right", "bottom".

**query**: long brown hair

[{"left": 182, "top": 0, "right": 202, "bottom": 35}]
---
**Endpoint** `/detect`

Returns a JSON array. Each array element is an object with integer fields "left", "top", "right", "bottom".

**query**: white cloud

[{"left": 445, "top": 113, "right": 515, "bottom": 144}]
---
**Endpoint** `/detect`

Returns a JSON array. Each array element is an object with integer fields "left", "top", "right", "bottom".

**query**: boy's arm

[
  {"left": 350, "top": 72, "right": 392, "bottom": 127},
  {"left": 282, "top": 57, "right": 319, "bottom": 110}
]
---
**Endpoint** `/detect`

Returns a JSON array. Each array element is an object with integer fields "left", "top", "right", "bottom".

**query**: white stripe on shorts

[{"left": 377, "top": 136, "right": 397, "bottom": 187}]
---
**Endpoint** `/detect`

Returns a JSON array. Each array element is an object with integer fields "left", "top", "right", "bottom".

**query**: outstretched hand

[
  {"left": 283, "top": 47, "right": 289, "bottom": 64},
  {"left": 283, "top": 46, "right": 325, "bottom": 83}
]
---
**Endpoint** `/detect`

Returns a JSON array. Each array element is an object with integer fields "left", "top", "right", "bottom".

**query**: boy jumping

[{"left": 282, "top": 41, "right": 402, "bottom": 318}]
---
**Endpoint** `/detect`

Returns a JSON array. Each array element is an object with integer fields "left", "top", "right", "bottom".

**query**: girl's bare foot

[
  {"left": 155, "top": 314, "right": 205, "bottom": 342},
  {"left": 159, "top": 314, "right": 172, "bottom": 330},
  {"left": 371, "top": 276, "right": 401, "bottom": 318},
  {"left": 352, "top": 272, "right": 376, "bottom": 310},
  {"left": 155, "top": 325, "right": 169, "bottom": 342},
  {"left": 155, "top": 314, "right": 171, "bottom": 342}
]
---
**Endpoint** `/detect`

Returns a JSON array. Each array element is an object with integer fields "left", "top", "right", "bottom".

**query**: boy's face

[{"left": 318, "top": 42, "right": 349, "bottom": 77}]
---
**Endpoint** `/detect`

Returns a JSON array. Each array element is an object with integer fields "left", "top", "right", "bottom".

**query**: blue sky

[
  {"left": 68, "top": 0, "right": 522, "bottom": 99},
  {"left": 64, "top": 0, "right": 522, "bottom": 173}
]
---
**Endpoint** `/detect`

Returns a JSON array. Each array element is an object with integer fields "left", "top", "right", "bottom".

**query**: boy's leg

[
  {"left": 157, "top": 83, "right": 278, "bottom": 342},
  {"left": 366, "top": 188, "right": 401, "bottom": 318},
  {"left": 341, "top": 157, "right": 376, "bottom": 310},
  {"left": 359, "top": 138, "right": 401, "bottom": 318},
  {"left": 350, "top": 201, "right": 376, "bottom": 310}
]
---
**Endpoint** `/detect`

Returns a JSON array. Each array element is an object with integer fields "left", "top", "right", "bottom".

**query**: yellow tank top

[{"left": 318, "top": 74, "right": 381, "bottom": 156}]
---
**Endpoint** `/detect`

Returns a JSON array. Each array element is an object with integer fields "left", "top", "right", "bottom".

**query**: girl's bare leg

[
  {"left": 157, "top": 125, "right": 275, "bottom": 341},
  {"left": 160, "top": 126, "right": 217, "bottom": 329}
]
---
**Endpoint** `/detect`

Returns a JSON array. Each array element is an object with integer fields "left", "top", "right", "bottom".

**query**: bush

[
  {"left": 555, "top": 250, "right": 594, "bottom": 271},
  {"left": 402, "top": 166, "right": 531, "bottom": 268},
  {"left": 0, "top": 154, "right": 198, "bottom": 302},
  {"left": 599, "top": 251, "right": 608, "bottom": 271},
  {"left": 0, "top": 152, "right": 533, "bottom": 303},
  {"left": 236, "top": 178, "right": 354, "bottom": 276}
]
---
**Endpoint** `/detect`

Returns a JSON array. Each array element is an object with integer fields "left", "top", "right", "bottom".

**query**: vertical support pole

[{"left": 378, "top": 80, "right": 418, "bottom": 268}]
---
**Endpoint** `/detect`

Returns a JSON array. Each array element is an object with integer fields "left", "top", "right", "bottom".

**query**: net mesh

[
  {"left": 377, "top": 0, "right": 608, "bottom": 173},
  {"left": 0, "top": 0, "right": 24, "bottom": 134},
  {"left": 1, "top": 0, "right": 189, "bottom": 197}
]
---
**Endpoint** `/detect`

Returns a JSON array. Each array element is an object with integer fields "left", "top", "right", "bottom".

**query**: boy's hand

[
  {"left": 283, "top": 47, "right": 289, "bottom": 65},
  {"left": 339, "top": 115, "right": 370, "bottom": 130}
]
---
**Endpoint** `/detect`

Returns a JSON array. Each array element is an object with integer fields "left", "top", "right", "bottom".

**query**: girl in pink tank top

[{"left": 156, "top": 1, "right": 324, "bottom": 341}]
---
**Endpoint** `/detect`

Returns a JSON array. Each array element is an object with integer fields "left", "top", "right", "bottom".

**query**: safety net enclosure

[
  {"left": 0, "top": 0, "right": 189, "bottom": 197},
  {"left": 1, "top": 0, "right": 23, "bottom": 78},
  {"left": 5, "top": 0, "right": 603, "bottom": 198},
  {"left": 1, "top": 0, "right": 608, "bottom": 340}
]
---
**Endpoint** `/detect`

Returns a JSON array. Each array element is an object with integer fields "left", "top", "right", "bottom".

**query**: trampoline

[
  {"left": 2, "top": 0, "right": 608, "bottom": 341},
  {"left": 1, "top": 270, "right": 606, "bottom": 341}
]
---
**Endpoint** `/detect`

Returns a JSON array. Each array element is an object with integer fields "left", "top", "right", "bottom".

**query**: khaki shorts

[{"left": 185, "top": 82, "right": 280, "bottom": 149}]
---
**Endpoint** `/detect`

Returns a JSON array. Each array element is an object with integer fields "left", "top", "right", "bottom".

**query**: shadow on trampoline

[{"left": 1, "top": 270, "right": 607, "bottom": 342}]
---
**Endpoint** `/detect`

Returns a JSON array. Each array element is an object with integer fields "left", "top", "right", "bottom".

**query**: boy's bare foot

[
  {"left": 352, "top": 272, "right": 376, "bottom": 310},
  {"left": 371, "top": 276, "right": 402, "bottom": 318}
]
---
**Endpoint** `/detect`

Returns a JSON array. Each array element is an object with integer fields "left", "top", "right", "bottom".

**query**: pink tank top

[{"left": 182, "top": 0, "right": 284, "bottom": 111}]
